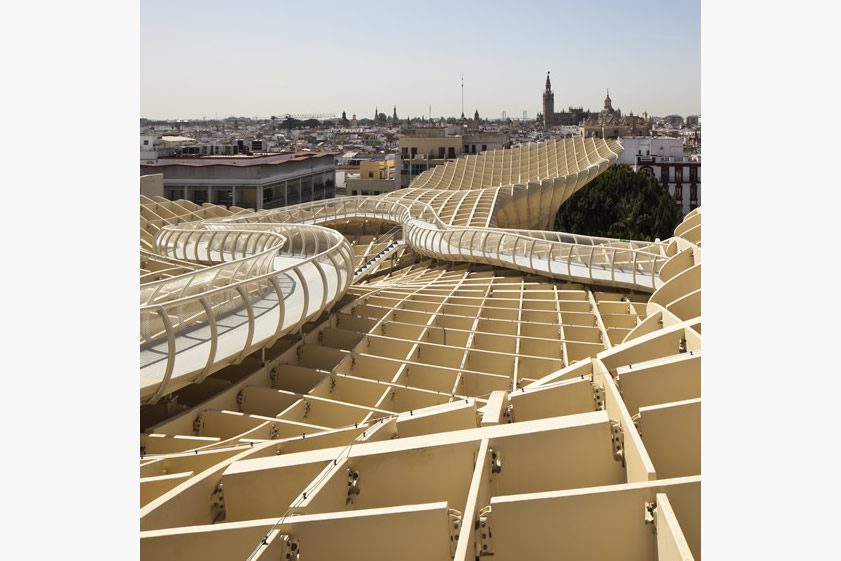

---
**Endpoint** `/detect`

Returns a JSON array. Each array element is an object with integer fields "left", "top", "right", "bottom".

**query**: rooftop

[{"left": 142, "top": 151, "right": 338, "bottom": 168}]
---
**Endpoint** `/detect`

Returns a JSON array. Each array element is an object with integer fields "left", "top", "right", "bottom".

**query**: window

[
  {"left": 368, "top": 172, "right": 374, "bottom": 178},
  {"left": 401, "top": 148, "right": 408, "bottom": 158},
  {"left": 448, "top": 147, "right": 456, "bottom": 158},
  {"left": 438, "top": 147, "right": 446, "bottom": 159},
  {"left": 482, "top": 144, "right": 487, "bottom": 152},
  {"left": 143, "top": 140, "right": 149, "bottom": 146},
  {"left": 352, "top": 190, "right": 358, "bottom": 196}
]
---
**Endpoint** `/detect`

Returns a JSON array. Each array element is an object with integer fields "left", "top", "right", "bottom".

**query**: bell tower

[
  {"left": 542, "top": 72, "right": 554, "bottom": 128},
  {"left": 604, "top": 89, "right": 613, "bottom": 112}
]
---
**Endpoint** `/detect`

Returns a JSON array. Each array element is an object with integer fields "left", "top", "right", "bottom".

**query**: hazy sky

[{"left": 141, "top": 0, "right": 700, "bottom": 120}]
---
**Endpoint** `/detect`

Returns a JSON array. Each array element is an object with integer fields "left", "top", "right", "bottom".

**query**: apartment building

[
  {"left": 140, "top": 151, "right": 337, "bottom": 210},
  {"left": 619, "top": 137, "right": 701, "bottom": 215},
  {"left": 345, "top": 158, "right": 399, "bottom": 195},
  {"left": 399, "top": 127, "right": 510, "bottom": 187}
]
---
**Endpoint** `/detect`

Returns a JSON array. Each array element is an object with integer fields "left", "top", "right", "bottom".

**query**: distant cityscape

[{"left": 140, "top": 74, "right": 701, "bottom": 216}]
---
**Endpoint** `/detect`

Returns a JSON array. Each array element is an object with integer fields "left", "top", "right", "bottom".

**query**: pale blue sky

[{"left": 141, "top": 0, "right": 700, "bottom": 120}]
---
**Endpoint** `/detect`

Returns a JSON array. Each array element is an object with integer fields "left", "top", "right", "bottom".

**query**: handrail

[
  {"left": 223, "top": 194, "right": 666, "bottom": 252},
  {"left": 140, "top": 222, "right": 352, "bottom": 403},
  {"left": 140, "top": 233, "right": 349, "bottom": 323}
]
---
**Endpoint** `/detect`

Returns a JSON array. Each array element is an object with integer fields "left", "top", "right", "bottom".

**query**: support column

[
  {"left": 257, "top": 185, "right": 264, "bottom": 211},
  {"left": 298, "top": 176, "right": 303, "bottom": 203},
  {"left": 183, "top": 185, "right": 188, "bottom": 201},
  {"left": 207, "top": 185, "right": 211, "bottom": 204},
  {"left": 284, "top": 180, "right": 288, "bottom": 207},
  {"left": 231, "top": 186, "right": 237, "bottom": 207}
]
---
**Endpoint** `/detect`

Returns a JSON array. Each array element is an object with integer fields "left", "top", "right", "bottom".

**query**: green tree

[{"left": 553, "top": 165, "right": 681, "bottom": 241}]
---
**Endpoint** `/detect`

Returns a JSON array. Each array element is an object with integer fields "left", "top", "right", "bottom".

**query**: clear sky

[{"left": 141, "top": 0, "right": 700, "bottom": 120}]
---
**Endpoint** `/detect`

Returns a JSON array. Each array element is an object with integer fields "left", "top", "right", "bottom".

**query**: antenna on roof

[{"left": 461, "top": 74, "right": 464, "bottom": 119}]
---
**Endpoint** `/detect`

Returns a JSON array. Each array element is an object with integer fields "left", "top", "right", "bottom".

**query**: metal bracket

[
  {"left": 296, "top": 345, "right": 304, "bottom": 360},
  {"left": 610, "top": 420, "right": 625, "bottom": 466},
  {"left": 346, "top": 468, "right": 360, "bottom": 505},
  {"left": 592, "top": 383, "right": 605, "bottom": 411},
  {"left": 268, "top": 366, "right": 278, "bottom": 388},
  {"left": 193, "top": 415, "right": 204, "bottom": 436},
  {"left": 302, "top": 401, "right": 311, "bottom": 419},
  {"left": 270, "top": 423, "right": 279, "bottom": 440},
  {"left": 236, "top": 390, "right": 245, "bottom": 412},
  {"left": 678, "top": 336, "right": 687, "bottom": 353},
  {"left": 489, "top": 448, "right": 502, "bottom": 475},
  {"left": 644, "top": 500, "right": 657, "bottom": 528},
  {"left": 631, "top": 413, "right": 641, "bottom": 436},
  {"left": 329, "top": 376, "right": 336, "bottom": 394},
  {"left": 448, "top": 508, "right": 462, "bottom": 558},
  {"left": 210, "top": 481, "right": 225, "bottom": 523},
  {"left": 281, "top": 536, "right": 301, "bottom": 561},
  {"left": 503, "top": 404, "right": 514, "bottom": 423},
  {"left": 477, "top": 506, "right": 494, "bottom": 557}
]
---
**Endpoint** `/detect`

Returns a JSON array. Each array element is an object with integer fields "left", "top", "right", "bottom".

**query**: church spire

[
  {"left": 542, "top": 71, "right": 555, "bottom": 129},
  {"left": 604, "top": 90, "right": 613, "bottom": 112}
]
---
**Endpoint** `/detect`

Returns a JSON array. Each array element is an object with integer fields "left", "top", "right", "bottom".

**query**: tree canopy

[{"left": 553, "top": 164, "right": 682, "bottom": 241}]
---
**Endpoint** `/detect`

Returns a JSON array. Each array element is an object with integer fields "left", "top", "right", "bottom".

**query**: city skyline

[{"left": 141, "top": 0, "right": 700, "bottom": 120}]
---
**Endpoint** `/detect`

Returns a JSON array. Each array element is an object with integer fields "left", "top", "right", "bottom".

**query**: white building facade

[{"left": 618, "top": 136, "right": 701, "bottom": 216}]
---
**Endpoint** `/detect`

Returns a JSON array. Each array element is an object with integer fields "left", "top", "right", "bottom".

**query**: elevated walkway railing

[
  {"left": 140, "top": 222, "right": 353, "bottom": 404},
  {"left": 210, "top": 196, "right": 667, "bottom": 291}
]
